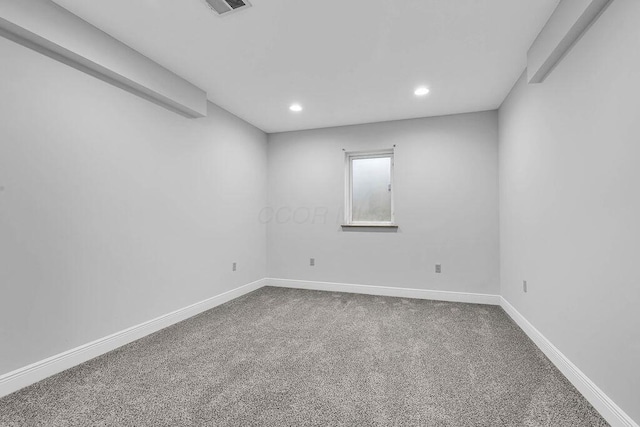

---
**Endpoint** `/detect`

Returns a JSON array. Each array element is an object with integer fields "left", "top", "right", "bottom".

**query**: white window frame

[{"left": 344, "top": 149, "right": 395, "bottom": 226}]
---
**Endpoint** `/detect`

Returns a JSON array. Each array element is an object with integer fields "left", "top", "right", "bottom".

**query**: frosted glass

[{"left": 352, "top": 157, "right": 392, "bottom": 222}]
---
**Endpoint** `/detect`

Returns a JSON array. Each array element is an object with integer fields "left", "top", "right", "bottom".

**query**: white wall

[
  {"left": 0, "top": 0, "right": 207, "bottom": 118},
  {"left": 499, "top": 0, "right": 640, "bottom": 422},
  {"left": 267, "top": 111, "right": 499, "bottom": 294},
  {"left": 0, "top": 37, "right": 267, "bottom": 375}
]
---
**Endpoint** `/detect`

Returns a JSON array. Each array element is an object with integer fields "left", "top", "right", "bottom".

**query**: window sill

[{"left": 341, "top": 224, "right": 398, "bottom": 232}]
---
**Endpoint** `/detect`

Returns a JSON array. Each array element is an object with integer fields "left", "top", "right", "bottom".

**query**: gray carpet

[{"left": 0, "top": 286, "right": 608, "bottom": 426}]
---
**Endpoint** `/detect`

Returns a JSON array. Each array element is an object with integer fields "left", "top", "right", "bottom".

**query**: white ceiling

[{"left": 52, "top": 0, "right": 558, "bottom": 133}]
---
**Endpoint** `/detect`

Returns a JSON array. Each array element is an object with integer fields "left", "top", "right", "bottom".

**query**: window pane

[{"left": 352, "top": 156, "right": 392, "bottom": 222}]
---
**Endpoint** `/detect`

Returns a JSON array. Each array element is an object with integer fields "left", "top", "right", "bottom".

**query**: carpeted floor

[{"left": 0, "top": 286, "right": 608, "bottom": 426}]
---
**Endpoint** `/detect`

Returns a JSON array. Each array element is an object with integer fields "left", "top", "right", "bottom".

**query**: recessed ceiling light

[
  {"left": 289, "top": 103, "right": 303, "bottom": 112},
  {"left": 414, "top": 87, "right": 430, "bottom": 96}
]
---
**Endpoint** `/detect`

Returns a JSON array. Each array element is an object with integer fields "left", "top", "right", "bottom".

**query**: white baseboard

[
  {"left": 0, "top": 278, "right": 266, "bottom": 399},
  {"left": 266, "top": 278, "right": 501, "bottom": 305},
  {"left": 500, "top": 297, "right": 638, "bottom": 427},
  {"left": 2, "top": 278, "right": 634, "bottom": 427}
]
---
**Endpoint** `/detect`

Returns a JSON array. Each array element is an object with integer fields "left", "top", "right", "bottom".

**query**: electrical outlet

[
  {"left": 310, "top": 258, "right": 315, "bottom": 267},
  {"left": 523, "top": 280, "right": 527, "bottom": 293},
  {"left": 232, "top": 262, "right": 237, "bottom": 272},
  {"left": 435, "top": 264, "right": 441, "bottom": 273}
]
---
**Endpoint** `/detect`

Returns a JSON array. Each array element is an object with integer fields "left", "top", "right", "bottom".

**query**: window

[{"left": 344, "top": 149, "right": 395, "bottom": 226}]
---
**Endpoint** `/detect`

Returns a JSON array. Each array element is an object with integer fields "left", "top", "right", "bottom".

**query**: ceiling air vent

[{"left": 205, "top": 0, "right": 252, "bottom": 16}]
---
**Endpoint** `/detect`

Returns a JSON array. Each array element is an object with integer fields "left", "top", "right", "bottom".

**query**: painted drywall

[
  {"left": 267, "top": 111, "right": 499, "bottom": 294},
  {"left": 0, "top": 37, "right": 267, "bottom": 375},
  {"left": 0, "top": 0, "right": 207, "bottom": 117},
  {"left": 499, "top": 0, "right": 640, "bottom": 422}
]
